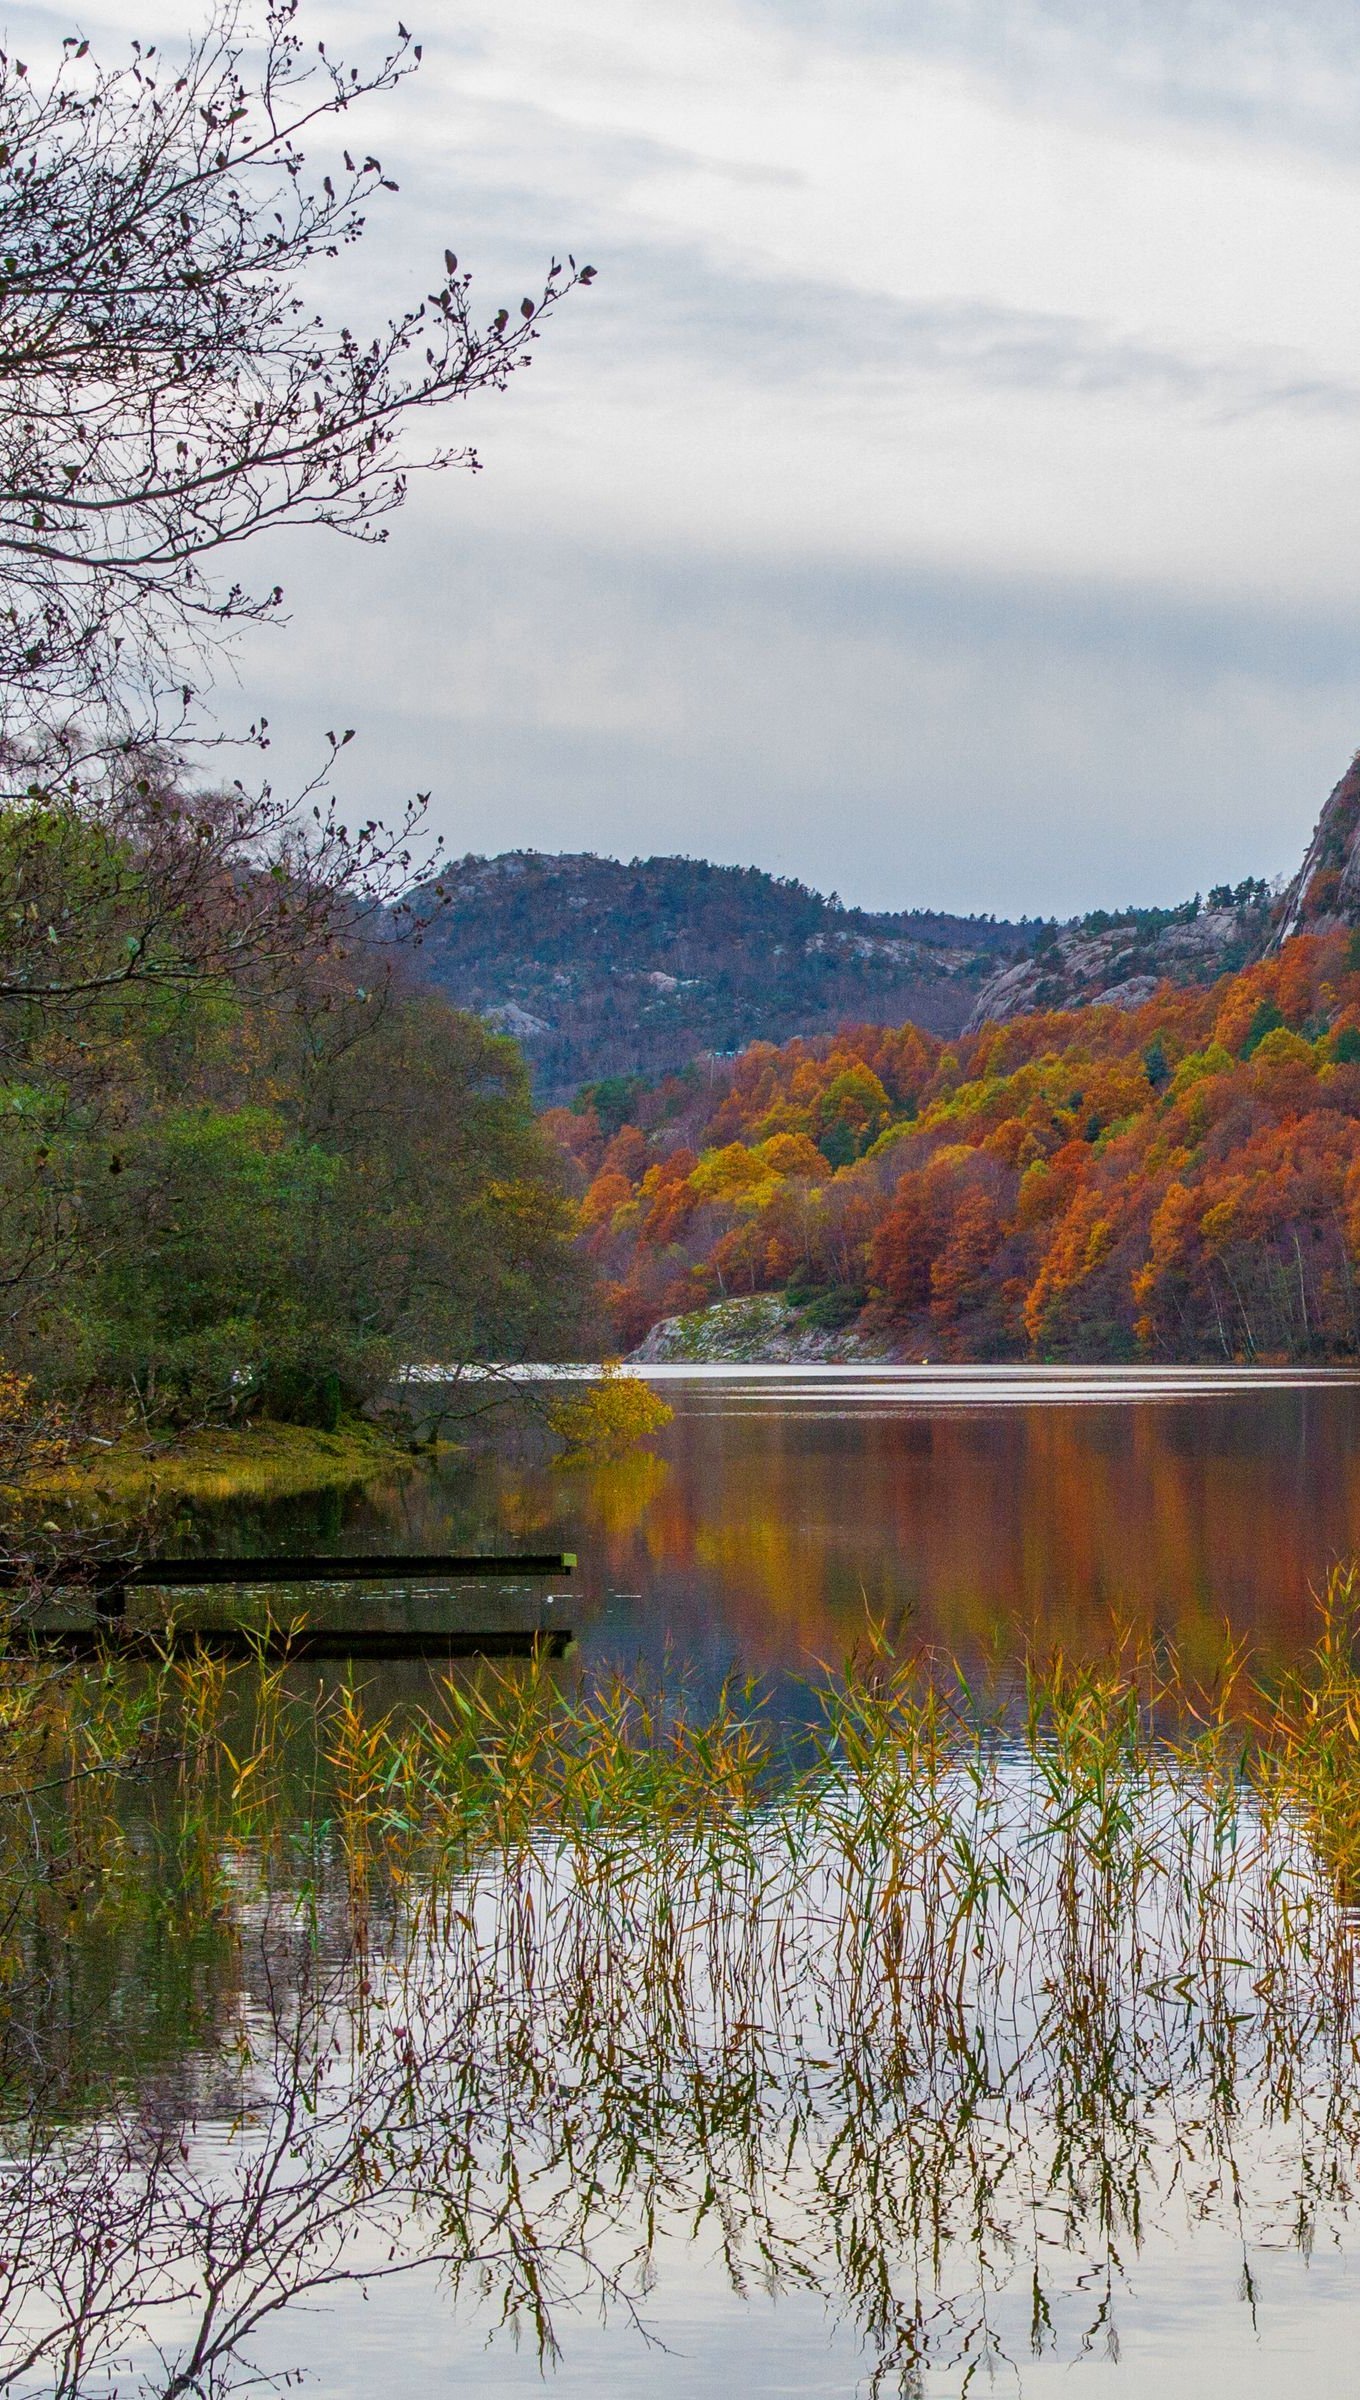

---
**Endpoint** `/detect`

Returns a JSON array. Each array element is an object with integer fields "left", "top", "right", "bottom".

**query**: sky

[{"left": 25, "top": 0, "right": 1360, "bottom": 914}]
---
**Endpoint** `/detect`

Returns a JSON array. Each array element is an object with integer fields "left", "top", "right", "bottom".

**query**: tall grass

[{"left": 0, "top": 1581, "right": 1359, "bottom": 2391}]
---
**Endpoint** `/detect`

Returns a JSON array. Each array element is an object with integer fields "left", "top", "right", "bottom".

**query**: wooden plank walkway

[
  {"left": 27, "top": 1622, "right": 572, "bottom": 1661},
  {"left": 4, "top": 1551, "right": 577, "bottom": 1657}
]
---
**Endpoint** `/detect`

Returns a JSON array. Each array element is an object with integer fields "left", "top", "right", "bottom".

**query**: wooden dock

[{"left": 5, "top": 1551, "right": 577, "bottom": 1658}]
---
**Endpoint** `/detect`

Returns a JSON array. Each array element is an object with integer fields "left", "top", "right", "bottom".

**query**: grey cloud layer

[
  {"left": 238, "top": 522, "right": 1360, "bottom": 916},
  {"left": 21, "top": 0, "right": 1360, "bottom": 913},
  {"left": 581, "top": 244, "right": 1360, "bottom": 418},
  {"left": 755, "top": 0, "right": 1360, "bottom": 153}
]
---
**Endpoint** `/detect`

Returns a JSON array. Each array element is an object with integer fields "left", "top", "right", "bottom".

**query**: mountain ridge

[
  {"left": 406, "top": 751, "right": 1360, "bottom": 1094},
  {"left": 408, "top": 850, "right": 1031, "bottom": 1101}
]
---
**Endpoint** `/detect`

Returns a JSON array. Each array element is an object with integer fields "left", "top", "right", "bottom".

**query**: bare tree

[
  {"left": 0, "top": 742, "right": 428, "bottom": 1018},
  {"left": 0, "top": 4, "right": 592, "bottom": 1019},
  {"left": 0, "top": 2, "right": 591, "bottom": 741}
]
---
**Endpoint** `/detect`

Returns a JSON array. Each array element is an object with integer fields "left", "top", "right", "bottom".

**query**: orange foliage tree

[{"left": 542, "top": 931, "right": 1360, "bottom": 1364}]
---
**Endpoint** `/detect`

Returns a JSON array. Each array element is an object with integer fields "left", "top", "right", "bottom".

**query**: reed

[{"left": 0, "top": 1579, "right": 1357, "bottom": 2392}]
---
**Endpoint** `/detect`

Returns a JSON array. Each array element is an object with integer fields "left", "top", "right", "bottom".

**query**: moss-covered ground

[{"left": 21, "top": 1415, "right": 412, "bottom": 1512}]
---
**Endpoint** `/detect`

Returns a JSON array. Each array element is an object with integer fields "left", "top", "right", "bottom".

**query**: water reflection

[
  {"left": 243, "top": 1369, "right": 1360, "bottom": 1692},
  {"left": 9, "top": 1725, "right": 1360, "bottom": 2399},
  {"left": 31, "top": 1371, "right": 1348, "bottom": 2397}
]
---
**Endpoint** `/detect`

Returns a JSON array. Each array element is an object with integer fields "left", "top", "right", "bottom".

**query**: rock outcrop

[
  {"left": 1269, "top": 752, "right": 1360, "bottom": 948},
  {"left": 963, "top": 894, "right": 1270, "bottom": 1031},
  {"left": 629, "top": 1295, "right": 895, "bottom": 1365},
  {"left": 964, "top": 749, "right": 1360, "bottom": 1032}
]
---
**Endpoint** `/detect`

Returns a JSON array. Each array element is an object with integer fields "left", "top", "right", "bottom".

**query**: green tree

[
  {"left": 89, "top": 1105, "right": 345, "bottom": 1419},
  {"left": 302, "top": 995, "right": 588, "bottom": 1374}
]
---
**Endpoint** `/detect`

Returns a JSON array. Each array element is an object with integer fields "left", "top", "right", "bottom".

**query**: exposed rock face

[
  {"left": 485, "top": 1001, "right": 552, "bottom": 1039},
  {"left": 964, "top": 749, "right": 1360, "bottom": 1030},
  {"left": 964, "top": 896, "right": 1271, "bottom": 1031},
  {"left": 629, "top": 1295, "right": 894, "bottom": 1365},
  {"left": 1270, "top": 752, "right": 1360, "bottom": 948}
]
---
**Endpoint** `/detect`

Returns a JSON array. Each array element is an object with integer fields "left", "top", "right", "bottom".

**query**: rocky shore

[{"left": 628, "top": 1294, "right": 897, "bottom": 1365}]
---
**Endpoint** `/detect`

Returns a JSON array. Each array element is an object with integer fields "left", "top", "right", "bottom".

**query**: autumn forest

[{"left": 546, "top": 929, "right": 1360, "bottom": 1365}]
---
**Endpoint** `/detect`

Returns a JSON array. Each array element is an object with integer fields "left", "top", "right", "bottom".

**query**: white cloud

[
  {"left": 236, "top": 520, "right": 1360, "bottom": 916},
  {"left": 15, "top": 0, "right": 1360, "bottom": 909}
]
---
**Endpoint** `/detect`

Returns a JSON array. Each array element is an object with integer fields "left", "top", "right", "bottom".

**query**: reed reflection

[{"left": 5, "top": 1622, "right": 1360, "bottom": 2397}]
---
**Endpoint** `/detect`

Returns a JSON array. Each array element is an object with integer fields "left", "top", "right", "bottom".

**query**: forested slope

[
  {"left": 545, "top": 931, "right": 1360, "bottom": 1363},
  {"left": 413, "top": 754, "right": 1360, "bottom": 1095},
  {"left": 408, "top": 852, "right": 1031, "bottom": 1100},
  {"left": 0, "top": 780, "right": 588, "bottom": 1437}
]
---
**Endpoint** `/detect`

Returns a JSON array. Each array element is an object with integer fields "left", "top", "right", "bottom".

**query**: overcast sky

[{"left": 27, "top": 0, "right": 1360, "bottom": 913}]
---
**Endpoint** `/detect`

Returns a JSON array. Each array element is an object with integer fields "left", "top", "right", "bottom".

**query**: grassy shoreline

[{"left": 24, "top": 1415, "right": 413, "bottom": 1512}]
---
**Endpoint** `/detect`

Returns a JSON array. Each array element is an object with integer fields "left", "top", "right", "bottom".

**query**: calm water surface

[
  {"left": 41, "top": 1370, "right": 1360, "bottom": 2397},
  {"left": 234, "top": 1364, "right": 1360, "bottom": 1688}
]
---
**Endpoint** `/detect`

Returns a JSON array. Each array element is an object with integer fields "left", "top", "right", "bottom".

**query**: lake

[
  {"left": 13, "top": 1366, "right": 1360, "bottom": 2398},
  {"left": 248, "top": 1362, "right": 1360, "bottom": 1689}
]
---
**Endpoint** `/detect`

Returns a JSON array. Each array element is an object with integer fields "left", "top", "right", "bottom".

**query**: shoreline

[{"left": 19, "top": 1416, "right": 415, "bottom": 1513}]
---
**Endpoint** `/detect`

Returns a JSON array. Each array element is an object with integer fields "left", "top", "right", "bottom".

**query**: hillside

[
  {"left": 408, "top": 852, "right": 1030, "bottom": 1101},
  {"left": 546, "top": 931, "right": 1360, "bottom": 1364},
  {"left": 408, "top": 751, "right": 1360, "bottom": 1101},
  {"left": 962, "top": 880, "right": 1273, "bottom": 1028}
]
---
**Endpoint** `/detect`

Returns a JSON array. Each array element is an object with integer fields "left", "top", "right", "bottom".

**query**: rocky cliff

[
  {"left": 963, "top": 885, "right": 1272, "bottom": 1030},
  {"left": 964, "top": 748, "right": 1360, "bottom": 1030},
  {"left": 1269, "top": 751, "right": 1360, "bottom": 948}
]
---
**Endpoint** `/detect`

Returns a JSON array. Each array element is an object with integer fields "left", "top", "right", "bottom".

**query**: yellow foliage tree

[{"left": 547, "top": 1364, "right": 674, "bottom": 1466}]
